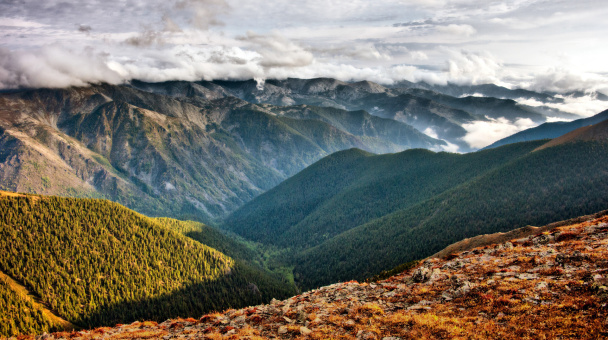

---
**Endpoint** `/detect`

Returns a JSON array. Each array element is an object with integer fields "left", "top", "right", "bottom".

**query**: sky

[{"left": 1, "top": 0, "right": 608, "bottom": 96}]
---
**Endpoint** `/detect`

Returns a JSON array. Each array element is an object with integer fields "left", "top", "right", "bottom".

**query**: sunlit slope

[{"left": 0, "top": 193, "right": 295, "bottom": 334}]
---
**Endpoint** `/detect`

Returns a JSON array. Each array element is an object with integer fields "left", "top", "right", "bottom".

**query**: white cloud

[
  {"left": 424, "top": 127, "right": 460, "bottom": 153},
  {"left": 238, "top": 31, "right": 314, "bottom": 68},
  {"left": 445, "top": 49, "right": 504, "bottom": 85},
  {"left": 462, "top": 117, "right": 537, "bottom": 149},
  {"left": 0, "top": 17, "right": 47, "bottom": 28},
  {"left": 436, "top": 24, "right": 477, "bottom": 36},
  {"left": 517, "top": 95, "right": 608, "bottom": 118},
  {"left": 528, "top": 67, "right": 608, "bottom": 94},
  {"left": 0, "top": 46, "right": 123, "bottom": 89}
]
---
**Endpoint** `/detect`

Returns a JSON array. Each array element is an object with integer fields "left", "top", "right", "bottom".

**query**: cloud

[
  {"left": 238, "top": 31, "right": 314, "bottom": 68},
  {"left": 462, "top": 117, "right": 537, "bottom": 149},
  {"left": 0, "top": 46, "right": 123, "bottom": 89},
  {"left": 175, "top": 0, "right": 229, "bottom": 30},
  {"left": 516, "top": 95, "right": 608, "bottom": 118},
  {"left": 445, "top": 49, "right": 504, "bottom": 85},
  {"left": 0, "top": 17, "right": 47, "bottom": 28},
  {"left": 124, "top": 29, "right": 166, "bottom": 47},
  {"left": 528, "top": 67, "right": 608, "bottom": 94},
  {"left": 311, "top": 44, "right": 391, "bottom": 61},
  {"left": 424, "top": 127, "right": 460, "bottom": 152},
  {"left": 436, "top": 24, "right": 476, "bottom": 36}
]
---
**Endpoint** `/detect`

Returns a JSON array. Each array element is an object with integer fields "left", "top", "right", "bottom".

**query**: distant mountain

[
  {"left": 0, "top": 78, "right": 601, "bottom": 221},
  {"left": 0, "top": 191, "right": 295, "bottom": 336},
  {"left": 396, "top": 81, "right": 557, "bottom": 102},
  {"left": 0, "top": 84, "right": 443, "bottom": 222},
  {"left": 225, "top": 119, "right": 608, "bottom": 288},
  {"left": 191, "top": 78, "right": 577, "bottom": 151},
  {"left": 484, "top": 109, "right": 608, "bottom": 149}
]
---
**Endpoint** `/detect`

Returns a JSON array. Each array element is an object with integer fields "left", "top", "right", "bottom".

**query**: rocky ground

[{"left": 19, "top": 215, "right": 608, "bottom": 340}]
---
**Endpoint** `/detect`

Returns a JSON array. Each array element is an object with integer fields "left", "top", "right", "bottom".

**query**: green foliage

[
  {"left": 0, "top": 195, "right": 296, "bottom": 330},
  {"left": 293, "top": 141, "right": 608, "bottom": 288},
  {"left": 0, "top": 278, "right": 56, "bottom": 337},
  {"left": 155, "top": 218, "right": 260, "bottom": 264},
  {"left": 225, "top": 141, "right": 544, "bottom": 249}
]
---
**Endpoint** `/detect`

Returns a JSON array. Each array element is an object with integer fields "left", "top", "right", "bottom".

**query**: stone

[
  {"left": 278, "top": 326, "right": 288, "bottom": 334},
  {"left": 412, "top": 267, "right": 430, "bottom": 282},
  {"left": 296, "top": 310, "right": 307, "bottom": 323},
  {"left": 300, "top": 326, "right": 312, "bottom": 335}
]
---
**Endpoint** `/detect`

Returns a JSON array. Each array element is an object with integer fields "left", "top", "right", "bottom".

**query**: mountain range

[
  {"left": 225, "top": 118, "right": 608, "bottom": 288},
  {"left": 2, "top": 77, "right": 608, "bottom": 338},
  {"left": 2, "top": 78, "right": 603, "bottom": 223}
]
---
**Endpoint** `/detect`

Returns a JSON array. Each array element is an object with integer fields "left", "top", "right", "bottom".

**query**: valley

[{"left": 1, "top": 78, "right": 608, "bottom": 338}]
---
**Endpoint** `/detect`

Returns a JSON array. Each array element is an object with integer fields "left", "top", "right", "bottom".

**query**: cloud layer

[{"left": 0, "top": 0, "right": 607, "bottom": 98}]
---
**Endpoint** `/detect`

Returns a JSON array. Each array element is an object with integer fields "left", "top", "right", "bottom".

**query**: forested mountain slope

[
  {"left": 225, "top": 141, "right": 544, "bottom": 248},
  {"left": 226, "top": 119, "right": 608, "bottom": 289},
  {"left": 0, "top": 192, "right": 295, "bottom": 336},
  {"left": 294, "top": 138, "right": 608, "bottom": 287}
]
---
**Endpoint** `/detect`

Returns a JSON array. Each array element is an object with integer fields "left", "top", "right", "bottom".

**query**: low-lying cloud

[
  {"left": 0, "top": 46, "right": 123, "bottom": 89},
  {"left": 517, "top": 95, "right": 608, "bottom": 118},
  {"left": 462, "top": 117, "right": 537, "bottom": 149}
]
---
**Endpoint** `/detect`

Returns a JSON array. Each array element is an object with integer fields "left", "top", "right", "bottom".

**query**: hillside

[
  {"left": 226, "top": 119, "right": 608, "bottom": 289},
  {"left": 535, "top": 118, "right": 608, "bottom": 150},
  {"left": 294, "top": 138, "right": 608, "bottom": 288},
  {"left": 225, "top": 141, "right": 544, "bottom": 248},
  {"left": 484, "top": 109, "right": 608, "bottom": 149},
  {"left": 0, "top": 192, "right": 295, "bottom": 337},
  {"left": 22, "top": 211, "right": 608, "bottom": 339},
  {"left": 0, "top": 83, "right": 445, "bottom": 222}
]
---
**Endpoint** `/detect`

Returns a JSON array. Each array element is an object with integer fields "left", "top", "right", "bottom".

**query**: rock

[
  {"left": 296, "top": 310, "right": 307, "bottom": 323},
  {"left": 535, "top": 282, "right": 548, "bottom": 290},
  {"left": 231, "top": 315, "right": 246, "bottom": 325},
  {"left": 358, "top": 331, "right": 379, "bottom": 340},
  {"left": 382, "top": 337, "right": 402, "bottom": 340},
  {"left": 533, "top": 234, "right": 554, "bottom": 245},
  {"left": 412, "top": 267, "right": 441, "bottom": 282},
  {"left": 278, "top": 326, "right": 288, "bottom": 334},
  {"left": 345, "top": 319, "right": 356, "bottom": 329},
  {"left": 300, "top": 326, "right": 312, "bottom": 335},
  {"left": 518, "top": 273, "right": 539, "bottom": 280},
  {"left": 412, "top": 267, "right": 432, "bottom": 282}
]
